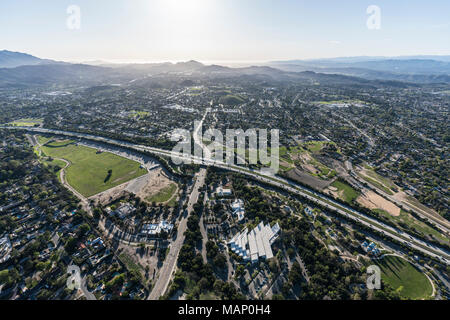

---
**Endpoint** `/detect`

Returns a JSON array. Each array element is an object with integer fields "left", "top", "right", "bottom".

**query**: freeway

[{"left": 4, "top": 126, "right": 450, "bottom": 265}]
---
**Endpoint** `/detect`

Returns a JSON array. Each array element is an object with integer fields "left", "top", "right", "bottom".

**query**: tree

[
  {"left": 0, "top": 270, "right": 10, "bottom": 285},
  {"left": 213, "top": 254, "right": 227, "bottom": 269},
  {"left": 64, "top": 237, "right": 78, "bottom": 255},
  {"left": 235, "top": 265, "right": 245, "bottom": 278},
  {"left": 93, "top": 207, "right": 102, "bottom": 220},
  {"left": 77, "top": 223, "right": 90, "bottom": 238}
]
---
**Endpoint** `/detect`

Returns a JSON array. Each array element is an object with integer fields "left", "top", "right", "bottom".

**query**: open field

[
  {"left": 395, "top": 192, "right": 443, "bottom": 220},
  {"left": 40, "top": 141, "right": 147, "bottom": 197},
  {"left": 303, "top": 141, "right": 327, "bottom": 153},
  {"left": 218, "top": 94, "right": 246, "bottom": 105},
  {"left": 119, "top": 252, "right": 145, "bottom": 283},
  {"left": 330, "top": 180, "right": 359, "bottom": 203},
  {"left": 365, "top": 255, "right": 433, "bottom": 300},
  {"left": 286, "top": 168, "right": 331, "bottom": 190},
  {"left": 8, "top": 118, "right": 43, "bottom": 127},
  {"left": 357, "top": 190, "right": 401, "bottom": 216},
  {"left": 134, "top": 168, "right": 179, "bottom": 206},
  {"left": 37, "top": 135, "right": 52, "bottom": 145},
  {"left": 375, "top": 209, "right": 449, "bottom": 245},
  {"left": 146, "top": 183, "right": 177, "bottom": 204},
  {"left": 128, "top": 110, "right": 150, "bottom": 119},
  {"left": 285, "top": 147, "right": 337, "bottom": 180}
]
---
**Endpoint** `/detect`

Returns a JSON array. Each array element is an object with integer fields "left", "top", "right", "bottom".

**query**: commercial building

[{"left": 228, "top": 222, "right": 280, "bottom": 263}]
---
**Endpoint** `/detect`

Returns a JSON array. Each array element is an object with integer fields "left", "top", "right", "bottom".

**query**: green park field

[
  {"left": 369, "top": 255, "right": 433, "bottom": 300},
  {"left": 146, "top": 183, "right": 177, "bottom": 205},
  {"left": 8, "top": 118, "right": 43, "bottom": 127},
  {"left": 331, "top": 180, "right": 360, "bottom": 203},
  {"left": 40, "top": 139, "right": 147, "bottom": 197}
]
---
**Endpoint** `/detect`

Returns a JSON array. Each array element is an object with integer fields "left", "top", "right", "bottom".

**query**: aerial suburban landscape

[{"left": 0, "top": 0, "right": 448, "bottom": 308}]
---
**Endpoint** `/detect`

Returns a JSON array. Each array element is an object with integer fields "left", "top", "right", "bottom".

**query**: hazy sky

[{"left": 1, "top": 0, "right": 449, "bottom": 63}]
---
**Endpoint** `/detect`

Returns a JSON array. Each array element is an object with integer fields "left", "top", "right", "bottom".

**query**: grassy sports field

[
  {"left": 368, "top": 255, "right": 433, "bottom": 300},
  {"left": 8, "top": 118, "right": 43, "bottom": 127},
  {"left": 40, "top": 139, "right": 147, "bottom": 197}
]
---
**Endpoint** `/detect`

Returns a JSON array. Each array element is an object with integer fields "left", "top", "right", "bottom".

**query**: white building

[
  {"left": 113, "top": 203, "right": 136, "bottom": 219},
  {"left": 231, "top": 199, "right": 245, "bottom": 222},
  {"left": 228, "top": 222, "right": 280, "bottom": 264},
  {"left": 0, "top": 235, "right": 12, "bottom": 263},
  {"left": 216, "top": 187, "right": 232, "bottom": 197},
  {"left": 141, "top": 220, "right": 174, "bottom": 236}
]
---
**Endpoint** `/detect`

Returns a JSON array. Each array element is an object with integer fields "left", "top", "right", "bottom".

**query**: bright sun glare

[
  {"left": 150, "top": 0, "right": 215, "bottom": 55},
  {"left": 157, "top": 0, "right": 211, "bottom": 21}
]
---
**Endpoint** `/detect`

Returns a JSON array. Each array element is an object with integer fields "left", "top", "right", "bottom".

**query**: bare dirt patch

[
  {"left": 302, "top": 163, "right": 319, "bottom": 175},
  {"left": 357, "top": 190, "right": 401, "bottom": 216},
  {"left": 90, "top": 172, "right": 152, "bottom": 206},
  {"left": 89, "top": 179, "right": 136, "bottom": 206},
  {"left": 286, "top": 168, "right": 331, "bottom": 190},
  {"left": 136, "top": 168, "right": 177, "bottom": 204},
  {"left": 117, "top": 241, "right": 160, "bottom": 286}
]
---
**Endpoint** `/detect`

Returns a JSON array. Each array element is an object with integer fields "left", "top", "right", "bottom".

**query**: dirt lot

[
  {"left": 325, "top": 185, "right": 340, "bottom": 198},
  {"left": 89, "top": 177, "right": 140, "bottom": 206},
  {"left": 135, "top": 168, "right": 177, "bottom": 204},
  {"left": 89, "top": 167, "right": 178, "bottom": 206},
  {"left": 357, "top": 190, "right": 401, "bottom": 216},
  {"left": 117, "top": 241, "right": 161, "bottom": 286},
  {"left": 286, "top": 168, "right": 331, "bottom": 190}
]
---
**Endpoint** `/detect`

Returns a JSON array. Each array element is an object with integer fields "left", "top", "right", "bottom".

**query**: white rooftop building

[
  {"left": 231, "top": 199, "right": 245, "bottom": 221},
  {"left": 216, "top": 187, "right": 232, "bottom": 197},
  {"left": 0, "top": 235, "right": 12, "bottom": 263},
  {"left": 110, "top": 203, "right": 136, "bottom": 219},
  {"left": 141, "top": 220, "right": 174, "bottom": 236},
  {"left": 228, "top": 222, "right": 280, "bottom": 264}
]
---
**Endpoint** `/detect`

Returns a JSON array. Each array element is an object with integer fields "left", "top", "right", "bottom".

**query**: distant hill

[
  {"left": 112, "top": 60, "right": 205, "bottom": 75},
  {"left": 270, "top": 56, "right": 450, "bottom": 83},
  {"left": 350, "top": 59, "right": 450, "bottom": 74},
  {"left": 0, "top": 51, "right": 431, "bottom": 88},
  {"left": 0, "top": 64, "right": 115, "bottom": 87},
  {"left": 0, "top": 50, "right": 58, "bottom": 68}
]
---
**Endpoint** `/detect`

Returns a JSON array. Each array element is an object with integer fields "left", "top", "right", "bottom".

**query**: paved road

[
  {"left": 148, "top": 168, "right": 207, "bottom": 300},
  {"left": 9, "top": 127, "right": 450, "bottom": 265},
  {"left": 80, "top": 275, "right": 97, "bottom": 300}
]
